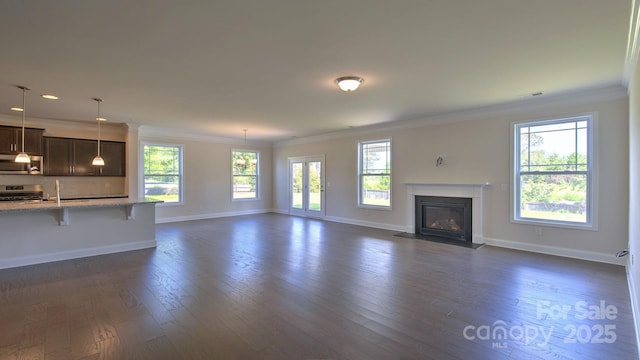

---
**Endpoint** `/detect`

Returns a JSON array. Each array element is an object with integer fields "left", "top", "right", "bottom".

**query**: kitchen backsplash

[{"left": 0, "top": 175, "right": 126, "bottom": 198}]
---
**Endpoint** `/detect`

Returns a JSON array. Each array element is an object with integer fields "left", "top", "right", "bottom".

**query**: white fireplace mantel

[{"left": 405, "top": 182, "right": 490, "bottom": 244}]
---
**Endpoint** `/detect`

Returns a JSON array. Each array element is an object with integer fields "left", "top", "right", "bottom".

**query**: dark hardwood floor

[{"left": 0, "top": 213, "right": 637, "bottom": 359}]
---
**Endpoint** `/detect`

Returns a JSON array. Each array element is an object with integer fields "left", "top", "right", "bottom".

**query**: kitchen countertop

[
  {"left": 0, "top": 198, "right": 162, "bottom": 213},
  {"left": 60, "top": 194, "right": 129, "bottom": 200}
]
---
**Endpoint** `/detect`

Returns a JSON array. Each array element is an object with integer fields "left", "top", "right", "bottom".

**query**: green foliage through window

[
  {"left": 515, "top": 117, "right": 591, "bottom": 224},
  {"left": 232, "top": 150, "right": 258, "bottom": 199},
  {"left": 143, "top": 145, "right": 182, "bottom": 203},
  {"left": 359, "top": 140, "right": 391, "bottom": 207}
]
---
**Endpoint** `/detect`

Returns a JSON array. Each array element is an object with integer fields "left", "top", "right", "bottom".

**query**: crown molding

[
  {"left": 274, "top": 85, "right": 628, "bottom": 148},
  {"left": 138, "top": 125, "right": 271, "bottom": 148},
  {"left": 624, "top": 0, "right": 640, "bottom": 87}
]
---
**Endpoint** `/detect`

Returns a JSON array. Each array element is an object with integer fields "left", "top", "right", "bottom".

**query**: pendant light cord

[
  {"left": 21, "top": 87, "right": 26, "bottom": 153},
  {"left": 16, "top": 85, "right": 30, "bottom": 153},
  {"left": 97, "top": 100, "right": 101, "bottom": 157}
]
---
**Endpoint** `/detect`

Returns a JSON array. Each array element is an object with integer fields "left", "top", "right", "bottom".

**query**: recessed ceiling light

[
  {"left": 10, "top": 107, "right": 23, "bottom": 112},
  {"left": 41, "top": 94, "right": 59, "bottom": 100},
  {"left": 335, "top": 76, "right": 363, "bottom": 92}
]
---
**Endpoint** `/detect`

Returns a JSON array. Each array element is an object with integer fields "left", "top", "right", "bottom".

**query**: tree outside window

[
  {"left": 232, "top": 150, "right": 258, "bottom": 200},
  {"left": 358, "top": 139, "right": 391, "bottom": 208},
  {"left": 143, "top": 144, "right": 183, "bottom": 203},
  {"left": 514, "top": 116, "right": 595, "bottom": 227}
]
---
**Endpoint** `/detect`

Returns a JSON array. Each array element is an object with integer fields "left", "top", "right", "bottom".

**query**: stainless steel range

[{"left": 0, "top": 184, "right": 44, "bottom": 202}]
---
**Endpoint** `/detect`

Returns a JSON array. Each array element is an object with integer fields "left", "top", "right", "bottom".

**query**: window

[
  {"left": 358, "top": 139, "right": 391, "bottom": 208},
  {"left": 143, "top": 144, "right": 183, "bottom": 204},
  {"left": 232, "top": 150, "right": 258, "bottom": 200},
  {"left": 513, "top": 115, "right": 597, "bottom": 228}
]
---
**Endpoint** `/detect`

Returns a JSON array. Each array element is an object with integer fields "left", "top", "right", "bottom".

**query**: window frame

[
  {"left": 357, "top": 138, "right": 392, "bottom": 210},
  {"left": 231, "top": 149, "right": 260, "bottom": 201},
  {"left": 141, "top": 142, "right": 184, "bottom": 206},
  {"left": 511, "top": 114, "right": 598, "bottom": 230}
]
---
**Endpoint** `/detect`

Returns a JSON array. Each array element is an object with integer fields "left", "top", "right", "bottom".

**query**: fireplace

[
  {"left": 405, "top": 183, "right": 487, "bottom": 245},
  {"left": 415, "top": 196, "right": 472, "bottom": 242}
]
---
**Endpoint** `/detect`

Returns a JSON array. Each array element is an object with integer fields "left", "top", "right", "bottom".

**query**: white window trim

[
  {"left": 510, "top": 113, "right": 598, "bottom": 231},
  {"left": 140, "top": 141, "right": 185, "bottom": 206},
  {"left": 231, "top": 148, "right": 260, "bottom": 202},
  {"left": 357, "top": 138, "right": 392, "bottom": 210}
]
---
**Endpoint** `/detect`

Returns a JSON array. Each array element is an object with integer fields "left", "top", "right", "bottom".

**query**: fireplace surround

[{"left": 405, "top": 183, "right": 488, "bottom": 245}]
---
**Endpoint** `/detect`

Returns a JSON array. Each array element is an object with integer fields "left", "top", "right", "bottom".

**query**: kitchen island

[{"left": 0, "top": 198, "right": 160, "bottom": 269}]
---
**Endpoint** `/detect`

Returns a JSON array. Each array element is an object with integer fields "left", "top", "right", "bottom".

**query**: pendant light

[
  {"left": 91, "top": 98, "right": 105, "bottom": 166},
  {"left": 14, "top": 85, "right": 31, "bottom": 163}
]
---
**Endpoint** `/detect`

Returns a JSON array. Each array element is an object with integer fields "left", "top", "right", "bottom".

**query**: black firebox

[{"left": 415, "top": 196, "right": 472, "bottom": 242}]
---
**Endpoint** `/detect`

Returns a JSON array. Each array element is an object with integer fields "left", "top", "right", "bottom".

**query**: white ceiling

[{"left": 0, "top": 0, "right": 632, "bottom": 142}]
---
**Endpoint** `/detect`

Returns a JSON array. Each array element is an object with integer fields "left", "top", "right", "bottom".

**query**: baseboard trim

[
  {"left": 324, "top": 215, "right": 406, "bottom": 232},
  {"left": 0, "top": 240, "right": 157, "bottom": 270},
  {"left": 484, "top": 237, "right": 625, "bottom": 265},
  {"left": 626, "top": 265, "right": 640, "bottom": 359},
  {"left": 155, "top": 208, "right": 271, "bottom": 223}
]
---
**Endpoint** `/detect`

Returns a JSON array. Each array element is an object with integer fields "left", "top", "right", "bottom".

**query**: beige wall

[
  {"left": 628, "top": 55, "right": 640, "bottom": 335},
  {"left": 274, "top": 89, "right": 629, "bottom": 263},
  {"left": 139, "top": 132, "right": 273, "bottom": 222}
]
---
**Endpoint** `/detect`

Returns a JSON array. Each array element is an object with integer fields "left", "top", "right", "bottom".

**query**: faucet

[{"left": 55, "top": 179, "right": 61, "bottom": 206}]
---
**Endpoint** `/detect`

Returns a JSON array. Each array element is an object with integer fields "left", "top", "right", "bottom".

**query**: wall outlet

[
  {"left": 500, "top": 183, "right": 508, "bottom": 191},
  {"left": 534, "top": 227, "right": 542, "bottom": 236}
]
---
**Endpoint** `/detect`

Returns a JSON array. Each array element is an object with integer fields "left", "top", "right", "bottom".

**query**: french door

[{"left": 289, "top": 156, "right": 325, "bottom": 218}]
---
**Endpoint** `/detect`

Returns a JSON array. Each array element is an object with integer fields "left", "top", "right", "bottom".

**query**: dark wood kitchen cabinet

[
  {"left": 72, "top": 139, "right": 100, "bottom": 176},
  {"left": 43, "top": 137, "right": 126, "bottom": 176},
  {"left": 0, "top": 125, "right": 43, "bottom": 155},
  {"left": 99, "top": 141, "right": 126, "bottom": 176},
  {"left": 43, "top": 137, "right": 73, "bottom": 175}
]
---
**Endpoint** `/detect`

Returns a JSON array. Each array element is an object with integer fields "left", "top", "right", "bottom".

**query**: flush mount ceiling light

[
  {"left": 41, "top": 94, "right": 59, "bottom": 100},
  {"left": 91, "top": 98, "right": 105, "bottom": 166},
  {"left": 335, "top": 76, "right": 363, "bottom": 92},
  {"left": 14, "top": 85, "right": 31, "bottom": 163}
]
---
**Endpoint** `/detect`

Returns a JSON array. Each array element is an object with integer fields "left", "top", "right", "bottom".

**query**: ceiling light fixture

[
  {"left": 14, "top": 86, "right": 31, "bottom": 163},
  {"left": 41, "top": 94, "right": 58, "bottom": 100},
  {"left": 91, "top": 98, "right": 105, "bottom": 166},
  {"left": 10, "top": 107, "right": 23, "bottom": 112},
  {"left": 335, "top": 76, "right": 363, "bottom": 92}
]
